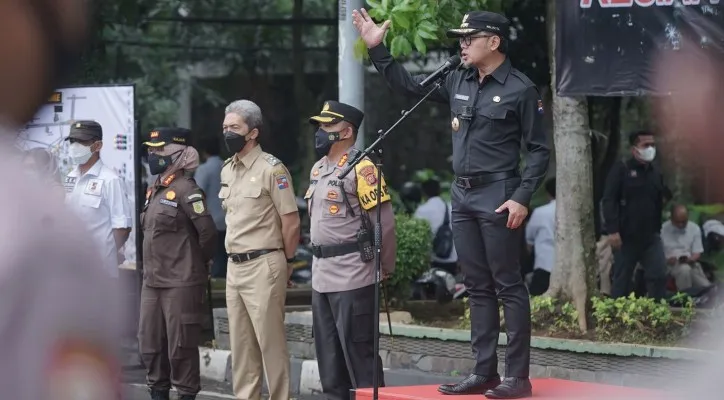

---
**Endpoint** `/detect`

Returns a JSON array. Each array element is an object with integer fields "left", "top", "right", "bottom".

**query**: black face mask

[
  {"left": 148, "top": 151, "right": 180, "bottom": 176},
  {"left": 224, "top": 131, "right": 248, "bottom": 154},
  {"left": 315, "top": 128, "right": 341, "bottom": 159}
]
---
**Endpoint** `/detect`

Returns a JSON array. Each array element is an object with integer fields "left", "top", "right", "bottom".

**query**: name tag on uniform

[
  {"left": 454, "top": 94, "right": 470, "bottom": 101},
  {"left": 84, "top": 178, "right": 103, "bottom": 196},
  {"left": 160, "top": 199, "right": 178, "bottom": 208},
  {"left": 64, "top": 176, "right": 76, "bottom": 193}
]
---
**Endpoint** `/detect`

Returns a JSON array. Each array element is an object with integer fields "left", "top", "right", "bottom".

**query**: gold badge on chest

[{"left": 451, "top": 116, "right": 460, "bottom": 132}]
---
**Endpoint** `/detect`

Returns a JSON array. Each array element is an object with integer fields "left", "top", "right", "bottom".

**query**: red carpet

[{"left": 355, "top": 379, "right": 663, "bottom": 399}]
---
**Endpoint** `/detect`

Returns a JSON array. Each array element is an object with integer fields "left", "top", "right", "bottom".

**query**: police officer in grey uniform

[
  {"left": 353, "top": 9, "right": 550, "bottom": 399},
  {"left": 305, "top": 101, "right": 397, "bottom": 400}
]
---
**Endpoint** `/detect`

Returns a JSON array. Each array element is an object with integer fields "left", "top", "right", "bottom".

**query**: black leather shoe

[
  {"left": 438, "top": 374, "right": 502, "bottom": 395},
  {"left": 148, "top": 388, "right": 170, "bottom": 400},
  {"left": 484, "top": 377, "right": 533, "bottom": 399}
]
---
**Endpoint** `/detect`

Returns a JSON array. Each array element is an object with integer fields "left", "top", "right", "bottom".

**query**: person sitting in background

[
  {"left": 661, "top": 204, "right": 711, "bottom": 291},
  {"left": 525, "top": 178, "right": 556, "bottom": 296},
  {"left": 414, "top": 178, "right": 458, "bottom": 276},
  {"left": 22, "top": 148, "right": 65, "bottom": 200}
]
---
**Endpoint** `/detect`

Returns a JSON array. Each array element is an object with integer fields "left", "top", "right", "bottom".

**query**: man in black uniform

[
  {"left": 602, "top": 130, "right": 670, "bottom": 301},
  {"left": 353, "top": 9, "right": 549, "bottom": 399}
]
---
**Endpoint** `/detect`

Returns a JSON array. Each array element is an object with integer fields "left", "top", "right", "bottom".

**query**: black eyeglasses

[{"left": 459, "top": 34, "right": 494, "bottom": 47}]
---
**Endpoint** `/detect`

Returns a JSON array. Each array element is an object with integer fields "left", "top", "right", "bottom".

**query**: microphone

[{"left": 419, "top": 55, "right": 462, "bottom": 87}]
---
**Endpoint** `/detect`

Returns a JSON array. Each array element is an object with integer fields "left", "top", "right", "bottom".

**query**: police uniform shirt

[
  {"left": 367, "top": 45, "right": 550, "bottom": 207},
  {"left": 219, "top": 145, "right": 298, "bottom": 254},
  {"left": 305, "top": 149, "right": 397, "bottom": 293},
  {"left": 65, "top": 159, "right": 133, "bottom": 278}
]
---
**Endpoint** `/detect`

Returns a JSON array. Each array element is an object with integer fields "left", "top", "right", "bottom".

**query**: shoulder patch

[
  {"left": 264, "top": 154, "right": 281, "bottom": 166},
  {"left": 354, "top": 158, "right": 391, "bottom": 211},
  {"left": 187, "top": 191, "right": 204, "bottom": 202}
]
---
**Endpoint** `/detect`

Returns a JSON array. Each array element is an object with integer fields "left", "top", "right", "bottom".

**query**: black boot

[
  {"left": 437, "top": 374, "right": 501, "bottom": 395},
  {"left": 148, "top": 388, "right": 170, "bottom": 400},
  {"left": 484, "top": 377, "right": 533, "bottom": 399}
]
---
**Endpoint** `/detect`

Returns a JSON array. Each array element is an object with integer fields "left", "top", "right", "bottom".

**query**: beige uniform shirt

[
  {"left": 305, "top": 148, "right": 396, "bottom": 293},
  {"left": 0, "top": 137, "right": 123, "bottom": 399},
  {"left": 219, "top": 145, "right": 298, "bottom": 254}
]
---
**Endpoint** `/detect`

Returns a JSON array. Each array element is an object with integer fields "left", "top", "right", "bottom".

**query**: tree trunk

[{"left": 543, "top": 0, "right": 597, "bottom": 332}]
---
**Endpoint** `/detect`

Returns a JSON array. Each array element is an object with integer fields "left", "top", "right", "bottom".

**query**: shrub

[
  {"left": 388, "top": 213, "right": 432, "bottom": 301},
  {"left": 591, "top": 293, "right": 695, "bottom": 344},
  {"left": 458, "top": 293, "right": 696, "bottom": 346}
]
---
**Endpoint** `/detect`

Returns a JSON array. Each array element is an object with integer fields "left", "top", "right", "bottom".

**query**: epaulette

[
  {"left": 264, "top": 154, "right": 281, "bottom": 166},
  {"left": 509, "top": 69, "right": 535, "bottom": 87},
  {"left": 222, "top": 157, "right": 233, "bottom": 167}
]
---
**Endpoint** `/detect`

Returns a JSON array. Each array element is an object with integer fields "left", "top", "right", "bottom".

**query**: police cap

[
  {"left": 144, "top": 127, "right": 191, "bottom": 147},
  {"left": 446, "top": 11, "right": 510, "bottom": 38},
  {"left": 309, "top": 101, "right": 364, "bottom": 129},
  {"left": 65, "top": 120, "right": 103, "bottom": 142}
]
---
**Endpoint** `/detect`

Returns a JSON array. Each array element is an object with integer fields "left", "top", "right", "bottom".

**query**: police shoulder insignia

[
  {"left": 354, "top": 159, "right": 391, "bottom": 211},
  {"left": 223, "top": 157, "right": 233, "bottom": 167},
  {"left": 337, "top": 153, "right": 348, "bottom": 167},
  {"left": 192, "top": 201, "right": 205, "bottom": 214},
  {"left": 264, "top": 154, "right": 281, "bottom": 166},
  {"left": 162, "top": 174, "right": 176, "bottom": 186}
]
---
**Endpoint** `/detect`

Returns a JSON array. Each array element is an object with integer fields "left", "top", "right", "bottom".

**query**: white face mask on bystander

[{"left": 68, "top": 142, "right": 92, "bottom": 165}]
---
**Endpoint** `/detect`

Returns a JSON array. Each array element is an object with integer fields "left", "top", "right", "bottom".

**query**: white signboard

[{"left": 15, "top": 85, "right": 139, "bottom": 263}]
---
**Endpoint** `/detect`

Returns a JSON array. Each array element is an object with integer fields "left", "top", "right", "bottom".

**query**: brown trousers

[{"left": 138, "top": 285, "right": 205, "bottom": 396}]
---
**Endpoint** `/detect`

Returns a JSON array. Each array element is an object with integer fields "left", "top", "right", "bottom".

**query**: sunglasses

[{"left": 459, "top": 34, "right": 495, "bottom": 47}]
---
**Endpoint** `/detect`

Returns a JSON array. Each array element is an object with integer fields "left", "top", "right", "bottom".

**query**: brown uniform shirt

[
  {"left": 219, "top": 145, "right": 298, "bottom": 254},
  {"left": 141, "top": 173, "right": 217, "bottom": 287},
  {"left": 305, "top": 148, "right": 396, "bottom": 293}
]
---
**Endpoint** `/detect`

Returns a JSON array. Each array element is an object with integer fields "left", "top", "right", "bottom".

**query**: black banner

[{"left": 556, "top": 0, "right": 724, "bottom": 97}]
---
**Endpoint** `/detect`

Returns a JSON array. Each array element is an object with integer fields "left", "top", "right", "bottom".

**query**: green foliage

[
  {"left": 459, "top": 293, "right": 696, "bottom": 346},
  {"left": 389, "top": 213, "right": 432, "bottom": 300},
  {"left": 356, "top": 0, "right": 502, "bottom": 59},
  {"left": 387, "top": 187, "right": 409, "bottom": 215},
  {"left": 591, "top": 293, "right": 695, "bottom": 344},
  {"left": 530, "top": 296, "right": 580, "bottom": 334}
]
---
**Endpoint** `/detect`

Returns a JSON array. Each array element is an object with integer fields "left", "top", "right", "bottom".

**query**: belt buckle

[{"left": 458, "top": 177, "right": 471, "bottom": 189}]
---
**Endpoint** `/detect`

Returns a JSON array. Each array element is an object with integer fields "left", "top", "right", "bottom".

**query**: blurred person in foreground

[
  {"left": 0, "top": 0, "right": 124, "bottom": 399},
  {"left": 524, "top": 178, "right": 556, "bottom": 296},
  {"left": 22, "top": 147, "right": 65, "bottom": 200},
  {"left": 139, "top": 128, "right": 217, "bottom": 400}
]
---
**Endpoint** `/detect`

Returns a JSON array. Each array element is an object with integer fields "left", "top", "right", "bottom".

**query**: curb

[{"left": 198, "top": 347, "right": 457, "bottom": 396}]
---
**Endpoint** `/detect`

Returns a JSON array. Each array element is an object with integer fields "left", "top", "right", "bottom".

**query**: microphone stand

[{"left": 338, "top": 76, "right": 446, "bottom": 400}]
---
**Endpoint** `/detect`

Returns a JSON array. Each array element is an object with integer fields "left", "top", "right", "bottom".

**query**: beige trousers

[
  {"left": 670, "top": 262, "right": 710, "bottom": 291},
  {"left": 226, "top": 250, "right": 290, "bottom": 400}
]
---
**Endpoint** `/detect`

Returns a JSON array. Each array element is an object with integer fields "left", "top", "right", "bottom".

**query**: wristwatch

[{"left": 286, "top": 257, "right": 296, "bottom": 264}]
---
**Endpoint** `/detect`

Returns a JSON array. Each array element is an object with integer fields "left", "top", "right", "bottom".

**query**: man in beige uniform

[
  {"left": 0, "top": 0, "right": 124, "bottom": 399},
  {"left": 305, "top": 101, "right": 396, "bottom": 400},
  {"left": 219, "top": 99, "right": 301, "bottom": 400}
]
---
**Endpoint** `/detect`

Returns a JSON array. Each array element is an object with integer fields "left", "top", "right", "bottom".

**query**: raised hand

[{"left": 351, "top": 8, "right": 391, "bottom": 49}]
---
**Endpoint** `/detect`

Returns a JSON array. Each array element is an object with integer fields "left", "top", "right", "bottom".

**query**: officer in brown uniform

[
  {"left": 305, "top": 101, "right": 397, "bottom": 400},
  {"left": 219, "top": 99, "right": 301, "bottom": 400},
  {"left": 139, "top": 127, "right": 218, "bottom": 400}
]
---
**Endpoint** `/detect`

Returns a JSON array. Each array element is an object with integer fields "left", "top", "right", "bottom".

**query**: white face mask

[
  {"left": 69, "top": 142, "right": 93, "bottom": 165},
  {"left": 637, "top": 146, "right": 656, "bottom": 162}
]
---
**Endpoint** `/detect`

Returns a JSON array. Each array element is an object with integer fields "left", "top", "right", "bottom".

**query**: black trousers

[
  {"left": 312, "top": 284, "right": 384, "bottom": 400},
  {"left": 451, "top": 177, "right": 531, "bottom": 378},
  {"left": 611, "top": 234, "right": 667, "bottom": 301},
  {"left": 211, "top": 230, "right": 227, "bottom": 278}
]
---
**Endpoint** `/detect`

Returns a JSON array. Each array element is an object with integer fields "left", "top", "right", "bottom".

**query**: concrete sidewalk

[{"left": 198, "top": 347, "right": 459, "bottom": 395}]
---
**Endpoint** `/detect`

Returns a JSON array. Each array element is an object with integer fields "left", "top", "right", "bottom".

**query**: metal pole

[{"left": 338, "top": 0, "right": 365, "bottom": 148}]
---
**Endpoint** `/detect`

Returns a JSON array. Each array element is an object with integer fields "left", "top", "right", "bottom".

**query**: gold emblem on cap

[
  {"left": 461, "top": 13, "right": 469, "bottom": 28},
  {"left": 322, "top": 102, "right": 330, "bottom": 111},
  {"left": 75, "top": 123, "right": 81, "bottom": 128},
  {"left": 150, "top": 131, "right": 159, "bottom": 138},
  {"left": 493, "top": 96, "right": 501, "bottom": 103},
  {"left": 452, "top": 117, "right": 460, "bottom": 132}
]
